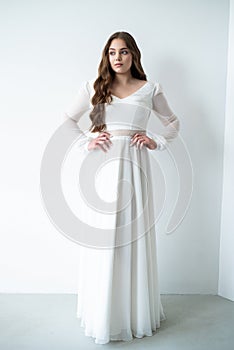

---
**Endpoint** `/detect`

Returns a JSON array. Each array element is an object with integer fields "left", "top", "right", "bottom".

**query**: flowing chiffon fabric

[{"left": 63, "top": 79, "right": 179, "bottom": 344}]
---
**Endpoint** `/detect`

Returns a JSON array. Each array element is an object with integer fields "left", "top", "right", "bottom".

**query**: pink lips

[{"left": 115, "top": 64, "right": 122, "bottom": 67}]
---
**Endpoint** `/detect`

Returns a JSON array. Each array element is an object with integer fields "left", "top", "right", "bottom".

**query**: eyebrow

[{"left": 109, "top": 47, "right": 128, "bottom": 50}]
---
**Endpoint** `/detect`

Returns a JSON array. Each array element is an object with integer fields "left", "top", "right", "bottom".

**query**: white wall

[
  {"left": 219, "top": 0, "right": 234, "bottom": 301},
  {"left": 0, "top": 0, "right": 230, "bottom": 293}
]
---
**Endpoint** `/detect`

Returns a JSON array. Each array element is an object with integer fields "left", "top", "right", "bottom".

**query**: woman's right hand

[{"left": 87, "top": 131, "right": 113, "bottom": 152}]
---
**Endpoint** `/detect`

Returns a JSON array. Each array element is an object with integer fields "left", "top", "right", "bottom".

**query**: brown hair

[{"left": 89, "top": 31, "right": 147, "bottom": 133}]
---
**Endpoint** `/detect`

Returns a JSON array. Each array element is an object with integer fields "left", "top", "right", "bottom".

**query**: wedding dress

[{"left": 62, "top": 78, "right": 179, "bottom": 344}]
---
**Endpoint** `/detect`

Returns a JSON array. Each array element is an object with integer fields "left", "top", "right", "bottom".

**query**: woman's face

[{"left": 108, "top": 38, "right": 132, "bottom": 74}]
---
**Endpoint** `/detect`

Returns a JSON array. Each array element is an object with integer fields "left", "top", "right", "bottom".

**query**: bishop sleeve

[
  {"left": 63, "top": 80, "right": 93, "bottom": 153},
  {"left": 151, "top": 83, "right": 180, "bottom": 151}
]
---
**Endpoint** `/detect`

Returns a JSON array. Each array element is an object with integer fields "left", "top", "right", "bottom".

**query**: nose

[{"left": 115, "top": 52, "right": 122, "bottom": 61}]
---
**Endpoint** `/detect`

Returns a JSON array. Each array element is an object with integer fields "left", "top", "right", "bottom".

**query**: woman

[{"left": 64, "top": 31, "right": 180, "bottom": 344}]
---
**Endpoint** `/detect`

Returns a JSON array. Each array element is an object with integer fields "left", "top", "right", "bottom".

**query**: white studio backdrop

[
  {"left": 0, "top": 0, "right": 230, "bottom": 294},
  {"left": 219, "top": 0, "right": 234, "bottom": 301}
]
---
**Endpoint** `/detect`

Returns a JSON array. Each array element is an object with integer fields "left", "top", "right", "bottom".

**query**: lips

[{"left": 115, "top": 63, "right": 123, "bottom": 67}]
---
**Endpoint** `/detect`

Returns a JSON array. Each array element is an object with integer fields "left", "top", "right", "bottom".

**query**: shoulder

[
  {"left": 76, "top": 79, "right": 95, "bottom": 97},
  {"left": 86, "top": 78, "right": 95, "bottom": 95},
  {"left": 141, "top": 80, "right": 163, "bottom": 96},
  {"left": 148, "top": 80, "right": 163, "bottom": 95}
]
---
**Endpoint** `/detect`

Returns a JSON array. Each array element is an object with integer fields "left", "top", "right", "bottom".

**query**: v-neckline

[{"left": 111, "top": 81, "right": 149, "bottom": 100}]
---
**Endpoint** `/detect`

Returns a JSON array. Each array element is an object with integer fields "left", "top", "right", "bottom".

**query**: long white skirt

[{"left": 62, "top": 135, "right": 166, "bottom": 344}]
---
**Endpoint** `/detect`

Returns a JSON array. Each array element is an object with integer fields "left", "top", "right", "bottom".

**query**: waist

[{"left": 102, "top": 129, "right": 146, "bottom": 136}]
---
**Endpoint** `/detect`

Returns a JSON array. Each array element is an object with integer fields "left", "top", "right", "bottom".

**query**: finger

[
  {"left": 130, "top": 135, "right": 139, "bottom": 145},
  {"left": 98, "top": 134, "right": 113, "bottom": 142},
  {"left": 102, "top": 137, "right": 113, "bottom": 144},
  {"left": 98, "top": 136, "right": 110, "bottom": 141},
  {"left": 106, "top": 140, "right": 113, "bottom": 148},
  {"left": 99, "top": 131, "right": 112, "bottom": 138},
  {"left": 131, "top": 133, "right": 145, "bottom": 139},
  {"left": 130, "top": 138, "right": 138, "bottom": 146},
  {"left": 130, "top": 133, "right": 139, "bottom": 142},
  {"left": 137, "top": 138, "right": 146, "bottom": 149},
  {"left": 97, "top": 137, "right": 113, "bottom": 149},
  {"left": 98, "top": 133, "right": 110, "bottom": 139},
  {"left": 130, "top": 136, "right": 144, "bottom": 147},
  {"left": 97, "top": 138, "right": 112, "bottom": 147},
  {"left": 97, "top": 140, "right": 110, "bottom": 152},
  {"left": 96, "top": 142, "right": 108, "bottom": 152},
  {"left": 130, "top": 133, "right": 145, "bottom": 143},
  {"left": 102, "top": 140, "right": 111, "bottom": 149},
  {"left": 96, "top": 140, "right": 107, "bottom": 146}
]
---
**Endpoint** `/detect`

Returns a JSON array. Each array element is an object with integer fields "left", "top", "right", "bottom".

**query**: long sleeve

[
  {"left": 151, "top": 83, "right": 180, "bottom": 151},
  {"left": 63, "top": 80, "right": 93, "bottom": 153}
]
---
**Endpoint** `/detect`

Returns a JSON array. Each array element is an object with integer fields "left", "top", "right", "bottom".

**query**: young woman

[{"left": 64, "top": 31, "right": 180, "bottom": 344}]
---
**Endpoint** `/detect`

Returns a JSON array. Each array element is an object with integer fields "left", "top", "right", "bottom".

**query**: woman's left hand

[{"left": 130, "top": 133, "right": 157, "bottom": 150}]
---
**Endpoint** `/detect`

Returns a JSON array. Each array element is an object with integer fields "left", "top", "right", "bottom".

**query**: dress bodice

[
  {"left": 63, "top": 78, "right": 180, "bottom": 152},
  {"left": 87, "top": 79, "right": 156, "bottom": 131}
]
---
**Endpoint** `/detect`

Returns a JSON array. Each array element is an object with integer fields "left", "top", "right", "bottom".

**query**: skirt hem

[{"left": 76, "top": 313, "right": 166, "bottom": 344}]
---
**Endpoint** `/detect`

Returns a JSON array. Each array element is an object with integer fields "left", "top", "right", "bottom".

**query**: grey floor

[{"left": 0, "top": 294, "right": 234, "bottom": 350}]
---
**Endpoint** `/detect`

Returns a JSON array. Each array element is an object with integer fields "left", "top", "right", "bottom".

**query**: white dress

[{"left": 63, "top": 79, "right": 180, "bottom": 344}]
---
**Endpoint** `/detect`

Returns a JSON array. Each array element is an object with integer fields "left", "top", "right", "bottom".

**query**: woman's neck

[{"left": 112, "top": 73, "right": 135, "bottom": 86}]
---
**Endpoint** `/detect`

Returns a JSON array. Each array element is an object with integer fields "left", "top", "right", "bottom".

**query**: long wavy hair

[{"left": 89, "top": 31, "right": 147, "bottom": 133}]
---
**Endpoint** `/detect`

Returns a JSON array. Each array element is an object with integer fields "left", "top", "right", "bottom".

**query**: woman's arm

[
  {"left": 151, "top": 83, "right": 180, "bottom": 151},
  {"left": 63, "top": 80, "right": 93, "bottom": 153}
]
